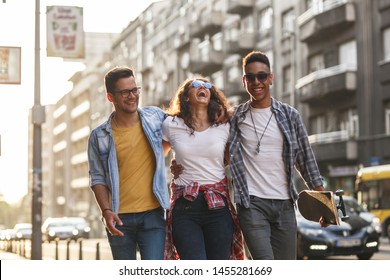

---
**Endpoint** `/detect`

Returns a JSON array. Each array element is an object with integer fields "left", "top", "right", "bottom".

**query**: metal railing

[
  {"left": 0, "top": 238, "right": 112, "bottom": 260},
  {"left": 296, "top": 64, "right": 357, "bottom": 89},
  {"left": 297, "top": 0, "right": 348, "bottom": 26}
]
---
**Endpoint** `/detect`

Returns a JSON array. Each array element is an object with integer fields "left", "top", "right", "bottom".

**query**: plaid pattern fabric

[
  {"left": 228, "top": 98, "right": 324, "bottom": 208},
  {"left": 164, "top": 177, "right": 244, "bottom": 260}
]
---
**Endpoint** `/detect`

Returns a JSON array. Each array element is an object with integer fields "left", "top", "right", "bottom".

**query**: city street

[{"left": 1, "top": 237, "right": 389, "bottom": 260}]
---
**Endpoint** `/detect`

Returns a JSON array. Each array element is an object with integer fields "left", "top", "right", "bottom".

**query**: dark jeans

[
  {"left": 238, "top": 196, "right": 297, "bottom": 260},
  {"left": 107, "top": 207, "right": 166, "bottom": 260},
  {"left": 172, "top": 192, "right": 233, "bottom": 260}
]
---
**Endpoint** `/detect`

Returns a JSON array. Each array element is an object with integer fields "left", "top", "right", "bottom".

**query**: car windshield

[{"left": 49, "top": 222, "right": 76, "bottom": 228}]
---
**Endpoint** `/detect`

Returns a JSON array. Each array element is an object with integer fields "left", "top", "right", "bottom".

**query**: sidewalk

[{"left": 0, "top": 250, "right": 27, "bottom": 260}]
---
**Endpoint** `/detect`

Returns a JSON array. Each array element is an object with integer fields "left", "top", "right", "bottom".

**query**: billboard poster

[
  {"left": 0, "top": 46, "right": 21, "bottom": 84},
  {"left": 46, "top": 6, "right": 85, "bottom": 59}
]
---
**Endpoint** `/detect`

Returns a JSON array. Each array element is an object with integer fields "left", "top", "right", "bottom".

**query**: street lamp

[{"left": 31, "top": 0, "right": 45, "bottom": 260}]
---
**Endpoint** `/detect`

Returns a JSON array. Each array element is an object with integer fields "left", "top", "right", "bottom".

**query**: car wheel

[{"left": 357, "top": 253, "right": 373, "bottom": 260}]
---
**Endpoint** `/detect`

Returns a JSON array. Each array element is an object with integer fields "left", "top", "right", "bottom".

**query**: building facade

[{"left": 30, "top": 0, "right": 390, "bottom": 237}]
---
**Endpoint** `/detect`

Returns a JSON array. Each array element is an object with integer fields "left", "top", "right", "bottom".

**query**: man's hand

[
  {"left": 102, "top": 210, "right": 124, "bottom": 236},
  {"left": 170, "top": 159, "right": 183, "bottom": 179},
  {"left": 319, "top": 216, "right": 329, "bottom": 228},
  {"left": 215, "top": 107, "right": 232, "bottom": 124},
  {"left": 314, "top": 186, "right": 329, "bottom": 227},
  {"left": 313, "top": 185, "right": 325, "bottom": 192}
]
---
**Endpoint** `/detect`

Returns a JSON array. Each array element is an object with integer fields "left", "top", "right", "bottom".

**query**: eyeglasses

[
  {"left": 114, "top": 87, "right": 141, "bottom": 98},
  {"left": 191, "top": 80, "right": 212, "bottom": 89},
  {"left": 243, "top": 72, "right": 271, "bottom": 83}
]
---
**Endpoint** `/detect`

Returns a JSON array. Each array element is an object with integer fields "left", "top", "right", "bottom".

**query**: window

[
  {"left": 384, "top": 27, "right": 390, "bottom": 61},
  {"left": 241, "top": 16, "right": 254, "bottom": 33},
  {"left": 385, "top": 104, "right": 390, "bottom": 135},
  {"left": 282, "top": 66, "right": 292, "bottom": 94},
  {"left": 259, "top": 7, "right": 273, "bottom": 31},
  {"left": 213, "top": 0, "right": 223, "bottom": 12},
  {"left": 340, "top": 108, "right": 359, "bottom": 137},
  {"left": 265, "top": 50, "right": 274, "bottom": 71},
  {"left": 211, "top": 70, "right": 223, "bottom": 89},
  {"left": 339, "top": 40, "right": 357, "bottom": 68},
  {"left": 212, "top": 32, "right": 223, "bottom": 51},
  {"left": 282, "top": 9, "right": 295, "bottom": 35},
  {"left": 309, "top": 53, "right": 324, "bottom": 72},
  {"left": 310, "top": 115, "right": 326, "bottom": 134}
]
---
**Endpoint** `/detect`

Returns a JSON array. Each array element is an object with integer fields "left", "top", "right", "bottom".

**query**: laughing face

[
  {"left": 188, "top": 80, "right": 211, "bottom": 106},
  {"left": 242, "top": 61, "right": 273, "bottom": 108}
]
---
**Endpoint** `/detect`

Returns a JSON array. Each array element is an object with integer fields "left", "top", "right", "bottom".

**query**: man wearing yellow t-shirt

[{"left": 87, "top": 66, "right": 170, "bottom": 260}]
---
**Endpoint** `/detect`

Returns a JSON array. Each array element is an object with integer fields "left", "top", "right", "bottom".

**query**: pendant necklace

[{"left": 249, "top": 108, "right": 273, "bottom": 154}]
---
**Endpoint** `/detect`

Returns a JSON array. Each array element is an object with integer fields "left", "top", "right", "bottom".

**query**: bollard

[
  {"left": 20, "top": 240, "right": 25, "bottom": 257},
  {"left": 7, "top": 240, "right": 13, "bottom": 252},
  {"left": 66, "top": 239, "right": 71, "bottom": 260},
  {"left": 55, "top": 239, "right": 59, "bottom": 260},
  {"left": 79, "top": 239, "right": 83, "bottom": 260},
  {"left": 96, "top": 242, "right": 100, "bottom": 260}
]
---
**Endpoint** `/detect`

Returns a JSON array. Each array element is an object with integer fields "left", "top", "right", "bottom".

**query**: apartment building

[
  {"left": 296, "top": 0, "right": 390, "bottom": 192},
  {"left": 36, "top": 0, "right": 390, "bottom": 235}
]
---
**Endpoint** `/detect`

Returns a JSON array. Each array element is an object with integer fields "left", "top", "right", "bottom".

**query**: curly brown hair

[{"left": 165, "top": 77, "right": 231, "bottom": 134}]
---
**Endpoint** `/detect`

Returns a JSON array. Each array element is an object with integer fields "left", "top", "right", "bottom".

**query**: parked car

[
  {"left": 297, "top": 196, "right": 381, "bottom": 260},
  {"left": 41, "top": 217, "right": 91, "bottom": 242},
  {"left": 0, "top": 229, "right": 15, "bottom": 241},
  {"left": 13, "top": 223, "right": 32, "bottom": 240}
]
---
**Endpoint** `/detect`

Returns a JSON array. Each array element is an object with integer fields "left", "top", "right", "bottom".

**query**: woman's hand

[{"left": 170, "top": 159, "right": 183, "bottom": 179}]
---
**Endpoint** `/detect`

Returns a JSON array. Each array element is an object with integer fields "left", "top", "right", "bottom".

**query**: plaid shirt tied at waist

[{"left": 164, "top": 177, "right": 244, "bottom": 260}]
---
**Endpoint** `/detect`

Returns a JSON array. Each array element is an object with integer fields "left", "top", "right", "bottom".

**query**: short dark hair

[
  {"left": 104, "top": 66, "right": 135, "bottom": 93},
  {"left": 242, "top": 51, "right": 271, "bottom": 71}
]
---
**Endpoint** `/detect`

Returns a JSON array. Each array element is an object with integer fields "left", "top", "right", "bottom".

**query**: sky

[{"left": 0, "top": 0, "right": 158, "bottom": 204}]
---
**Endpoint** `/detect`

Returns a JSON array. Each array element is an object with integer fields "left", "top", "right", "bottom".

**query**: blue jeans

[
  {"left": 107, "top": 207, "right": 166, "bottom": 260},
  {"left": 172, "top": 192, "right": 233, "bottom": 260},
  {"left": 238, "top": 196, "right": 297, "bottom": 260}
]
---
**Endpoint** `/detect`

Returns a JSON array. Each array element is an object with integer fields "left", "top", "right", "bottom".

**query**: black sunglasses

[{"left": 243, "top": 72, "right": 270, "bottom": 83}]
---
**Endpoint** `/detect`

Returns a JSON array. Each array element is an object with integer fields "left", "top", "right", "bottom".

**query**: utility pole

[{"left": 31, "top": 0, "right": 45, "bottom": 260}]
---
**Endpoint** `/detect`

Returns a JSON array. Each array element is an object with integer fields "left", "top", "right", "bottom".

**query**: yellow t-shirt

[{"left": 112, "top": 121, "right": 160, "bottom": 213}]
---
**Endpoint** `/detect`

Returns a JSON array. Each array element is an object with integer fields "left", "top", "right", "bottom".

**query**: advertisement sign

[
  {"left": 46, "top": 6, "right": 85, "bottom": 59},
  {"left": 0, "top": 46, "right": 21, "bottom": 84}
]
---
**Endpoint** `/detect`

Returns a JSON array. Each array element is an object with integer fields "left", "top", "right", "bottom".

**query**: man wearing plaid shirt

[{"left": 228, "top": 51, "right": 325, "bottom": 260}]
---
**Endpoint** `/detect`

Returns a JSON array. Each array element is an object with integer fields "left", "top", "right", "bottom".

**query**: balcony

[
  {"left": 298, "top": 0, "right": 355, "bottom": 43},
  {"left": 190, "top": 11, "right": 223, "bottom": 38},
  {"left": 225, "top": 32, "right": 256, "bottom": 55},
  {"left": 226, "top": 0, "right": 254, "bottom": 16},
  {"left": 379, "top": 60, "right": 390, "bottom": 83},
  {"left": 189, "top": 48, "right": 223, "bottom": 76},
  {"left": 309, "top": 130, "right": 358, "bottom": 161},
  {"left": 379, "top": 0, "right": 390, "bottom": 10},
  {"left": 296, "top": 64, "right": 357, "bottom": 104},
  {"left": 223, "top": 80, "right": 247, "bottom": 100}
]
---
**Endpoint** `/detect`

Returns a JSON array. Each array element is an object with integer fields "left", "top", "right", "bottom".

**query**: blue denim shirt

[
  {"left": 87, "top": 107, "right": 170, "bottom": 213},
  {"left": 228, "top": 98, "right": 324, "bottom": 208}
]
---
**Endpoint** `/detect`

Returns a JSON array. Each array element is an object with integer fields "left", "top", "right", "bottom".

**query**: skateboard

[{"left": 297, "top": 189, "right": 349, "bottom": 225}]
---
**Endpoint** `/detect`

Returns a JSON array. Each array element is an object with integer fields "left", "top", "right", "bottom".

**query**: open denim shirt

[{"left": 87, "top": 106, "right": 170, "bottom": 213}]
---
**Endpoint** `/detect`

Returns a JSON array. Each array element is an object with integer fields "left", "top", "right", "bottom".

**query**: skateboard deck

[{"left": 297, "top": 190, "right": 340, "bottom": 225}]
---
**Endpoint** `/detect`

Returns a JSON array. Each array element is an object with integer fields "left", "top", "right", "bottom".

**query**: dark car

[
  {"left": 297, "top": 196, "right": 381, "bottom": 260},
  {"left": 41, "top": 217, "right": 91, "bottom": 242}
]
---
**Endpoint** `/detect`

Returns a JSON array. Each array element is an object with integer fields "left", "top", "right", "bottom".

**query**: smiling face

[
  {"left": 187, "top": 80, "right": 211, "bottom": 107},
  {"left": 108, "top": 76, "right": 139, "bottom": 114},
  {"left": 242, "top": 61, "right": 273, "bottom": 108}
]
